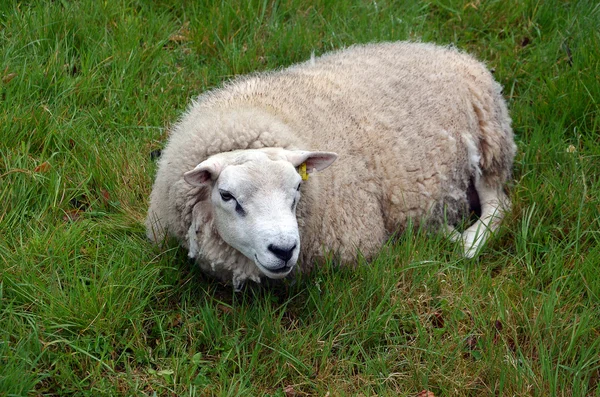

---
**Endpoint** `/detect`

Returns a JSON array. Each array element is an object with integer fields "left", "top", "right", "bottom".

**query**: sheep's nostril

[{"left": 267, "top": 244, "right": 296, "bottom": 263}]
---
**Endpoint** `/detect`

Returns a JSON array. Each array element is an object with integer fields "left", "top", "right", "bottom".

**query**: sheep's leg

[
  {"left": 443, "top": 224, "right": 462, "bottom": 242},
  {"left": 461, "top": 178, "right": 508, "bottom": 258}
]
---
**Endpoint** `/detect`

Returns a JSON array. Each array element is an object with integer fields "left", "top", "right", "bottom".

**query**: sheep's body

[{"left": 146, "top": 42, "right": 516, "bottom": 287}]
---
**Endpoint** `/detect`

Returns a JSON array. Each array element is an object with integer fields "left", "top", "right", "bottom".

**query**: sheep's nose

[{"left": 268, "top": 244, "right": 296, "bottom": 263}]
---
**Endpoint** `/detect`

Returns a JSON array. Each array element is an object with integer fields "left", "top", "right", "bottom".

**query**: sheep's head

[{"left": 184, "top": 148, "right": 337, "bottom": 279}]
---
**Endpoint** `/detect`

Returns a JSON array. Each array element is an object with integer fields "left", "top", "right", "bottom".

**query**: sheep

[{"left": 146, "top": 41, "right": 516, "bottom": 290}]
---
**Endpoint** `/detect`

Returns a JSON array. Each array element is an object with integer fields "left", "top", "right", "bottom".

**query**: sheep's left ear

[{"left": 285, "top": 150, "right": 338, "bottom": 173}]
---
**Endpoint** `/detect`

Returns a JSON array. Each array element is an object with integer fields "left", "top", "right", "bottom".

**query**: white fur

[{"left": 146, "top": 42, "right": 516, "bottom": 287}]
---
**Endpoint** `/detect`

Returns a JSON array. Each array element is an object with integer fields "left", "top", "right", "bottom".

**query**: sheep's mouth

[
  {"left": 254, "top": 255, "right": 295, "bottom": 278},
  {"left": 266, "top": 265, "right": 294, "bottom": 275}
]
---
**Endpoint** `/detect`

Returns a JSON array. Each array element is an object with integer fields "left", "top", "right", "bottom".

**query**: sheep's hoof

[
  {"left": 461, "top": 227, "right": 487, "bottom": 258},
  {"left": 463, "top": 242, "right": 482, "bottom": 258},
  {"left": 444, "top": 225, "right": 482, "bottom": 257},
  {"left": 443, "top": 225, "right": 461, "bottom": 242}
]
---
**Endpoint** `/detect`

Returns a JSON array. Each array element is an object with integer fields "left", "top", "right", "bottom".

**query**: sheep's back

[{"left": 233, "top": 43, "right": 491, "bottom": 238}]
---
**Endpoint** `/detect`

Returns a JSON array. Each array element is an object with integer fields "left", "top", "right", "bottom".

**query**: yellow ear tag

[{"left": 299, "top": 162, "right": 309, "bottom": 181}]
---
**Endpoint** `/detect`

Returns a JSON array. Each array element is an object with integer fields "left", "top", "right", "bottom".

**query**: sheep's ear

[
  {"left": 184, "top": 160, "right": 222, "bottom": 186},
  {"left": 285, "top": 150, "right": 338, "bottom": 173}
]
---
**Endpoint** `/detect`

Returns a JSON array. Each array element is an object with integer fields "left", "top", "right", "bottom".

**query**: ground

[{"left": 0, "top": 0, "right": 599, "bottom": 395}]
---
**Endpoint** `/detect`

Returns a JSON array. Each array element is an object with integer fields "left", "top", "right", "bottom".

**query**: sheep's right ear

[{"left": 183, "top": 160, "right": 221, "bottom": 186}]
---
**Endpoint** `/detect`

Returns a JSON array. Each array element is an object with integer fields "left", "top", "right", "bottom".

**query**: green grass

[{"left": 1, "top": 0, "right": 599, "bottom": 395}]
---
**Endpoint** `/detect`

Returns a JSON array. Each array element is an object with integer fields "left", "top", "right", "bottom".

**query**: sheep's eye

[
  {"left": 296, "top": 183, "right": 301, "bottom": 191},
  {"left": 219, "top": 190, "right": 245, "bottom": 215},
  {"left": 219, "top": 190, "right": 234, "bottom": 202},
  {"left": 235, "top": 203, "right": 245, "bottom": 216}
]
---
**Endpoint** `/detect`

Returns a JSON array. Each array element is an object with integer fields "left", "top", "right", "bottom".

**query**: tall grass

[{"left": 1, "top": 0, "right": 599, "bottom": 395}]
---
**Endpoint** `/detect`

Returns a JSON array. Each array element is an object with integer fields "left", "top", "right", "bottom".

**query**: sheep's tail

[{"left": 472, "top": 78, "right": 516, "bottom": 187}]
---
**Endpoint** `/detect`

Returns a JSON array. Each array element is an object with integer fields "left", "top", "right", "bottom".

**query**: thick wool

[{"left": 146, "top": 41, "right": 516, "bottom": 283}]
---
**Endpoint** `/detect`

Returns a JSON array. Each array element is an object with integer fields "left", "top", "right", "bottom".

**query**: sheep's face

[{"left": 184, "top": 148, "right": 337, "bottom": 279}]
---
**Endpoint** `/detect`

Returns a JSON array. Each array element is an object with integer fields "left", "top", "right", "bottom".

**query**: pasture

[{"left": 1, "top": 0, "right": 599, "bottom": 395}]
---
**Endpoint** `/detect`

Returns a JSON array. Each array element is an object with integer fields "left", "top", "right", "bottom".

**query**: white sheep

[{"left": 146, "top": 42, "right": 516, "bottom": 290}]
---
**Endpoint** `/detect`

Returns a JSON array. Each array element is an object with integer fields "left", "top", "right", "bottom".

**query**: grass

[{"left": 1, "top": 0, "right": 599, "bottom": 395}]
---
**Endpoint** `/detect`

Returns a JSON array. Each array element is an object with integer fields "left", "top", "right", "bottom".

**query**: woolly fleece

[{"left": 146, "top": 41, "right": 516, "bottom": 284}]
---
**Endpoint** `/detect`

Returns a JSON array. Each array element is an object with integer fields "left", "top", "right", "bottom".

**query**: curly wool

[{"left": 146, "top": 41, "right": 516, "bottom": 282}]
